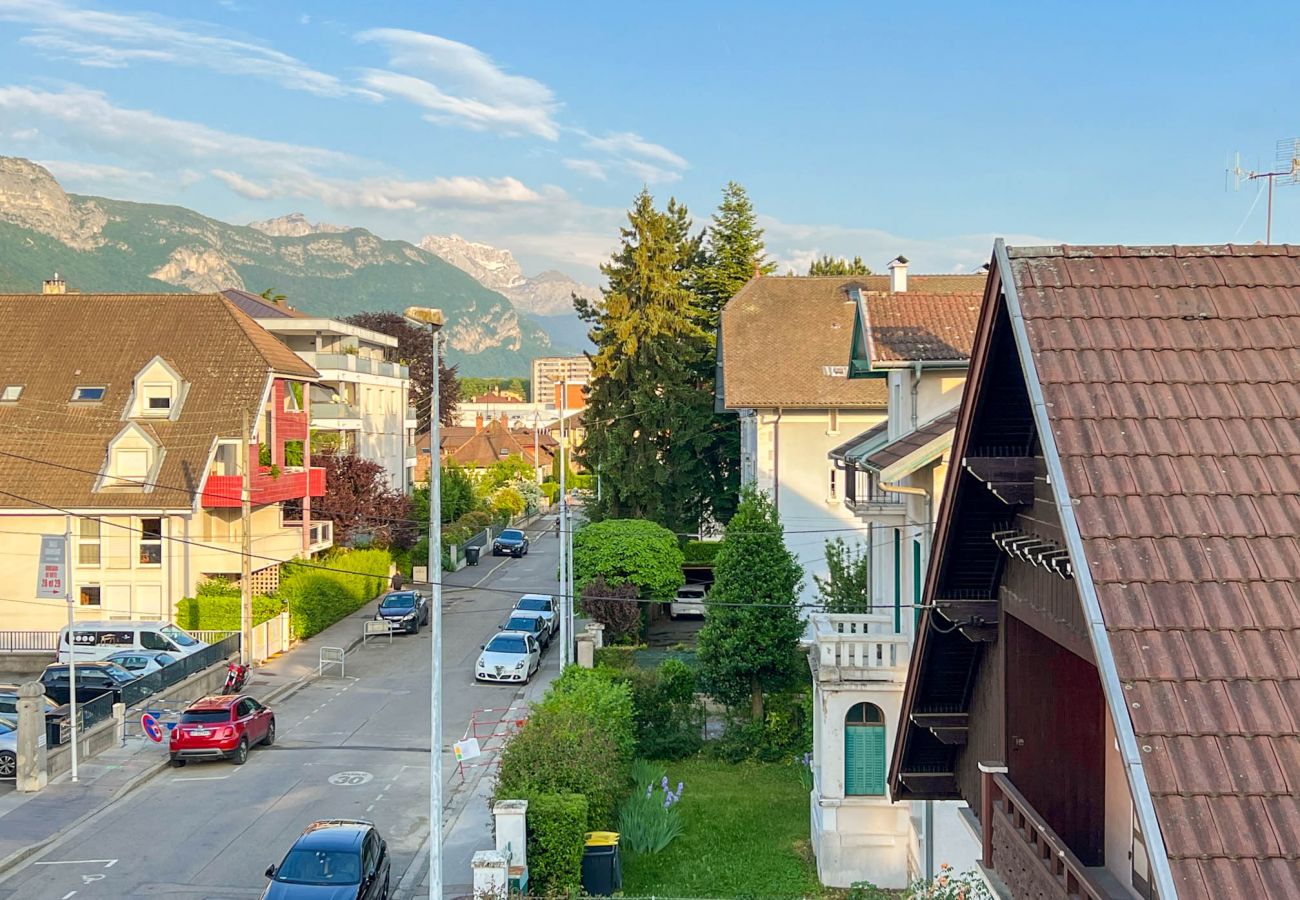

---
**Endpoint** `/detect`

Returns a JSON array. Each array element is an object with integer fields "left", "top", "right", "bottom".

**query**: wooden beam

[{"left": 963, "top": 456, "right": 1034, "bottom": 506}]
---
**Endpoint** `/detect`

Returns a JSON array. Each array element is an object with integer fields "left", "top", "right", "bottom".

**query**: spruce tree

[
  {"left": 807, "top": 255, "right": 873, "bottom": 275},
  {"left": 695, "top": 182, "right": 776, "bottom": 322}
]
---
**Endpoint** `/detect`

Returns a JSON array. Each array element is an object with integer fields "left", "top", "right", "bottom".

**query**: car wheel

[
  {"left": 170, "top": 757, "right": 186, "bottom": 768},
  {"left": 0, "top": 751, "right": 16, "bottom": 779},
  {"left": 263, "top": 719, "right": 275, "bottom": 747},
  {"left": 231, "top": 738, "right": 249, "bottom": 766}
]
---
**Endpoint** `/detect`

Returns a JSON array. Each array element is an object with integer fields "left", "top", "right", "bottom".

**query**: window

[
  {"left": 844, "top": 702, "right": 886, "bottom": 796},
  {"left": 139, "top": 518, "right": 162, "bottom": 565},
  {"left": 71, "top": 386, "right": 106, "bottom": 402},
  {"left": 0, "top": 385, "right": 21, "bottom": 402},
  {"left": 117, "top": 449, "right": 149, "bottom": 480},
  {"left": 828, "top": 467, "right": 838, "bottom": 501},
  {"left": 79, "top": 586, "right": 102, "bottom": 606},
  {"left": 78, "top": 517, "right": 101, "bottom": 565},
  {"left": 140, "top": 631, "right": 170, "bottom": 651},
  {"left": 142, "top": 384, "right": 172, "bottom": 415}
]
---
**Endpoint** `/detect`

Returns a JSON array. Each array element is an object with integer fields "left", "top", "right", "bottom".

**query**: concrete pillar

[
  {"left": 472, "top": 850, "right": 508, "bottom": 900},
  {"left": 16, "top": 682, "right": 48, "bottom": 793},
  {"left": 586, "top": 621, "right": 604, "bottom": 649},
  {"left": 113, "top": 702, "right": 126, "bottom": 747},
  {"left": 493, "top": 799, "right": 528, "bottom": 871},
  {"left": 576, "top": 635, "right": 595, "bottom": 668}
]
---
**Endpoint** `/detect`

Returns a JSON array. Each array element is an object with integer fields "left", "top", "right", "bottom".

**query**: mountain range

[{"left": 0, "top": 157, "right": 566, "bottom": 376}]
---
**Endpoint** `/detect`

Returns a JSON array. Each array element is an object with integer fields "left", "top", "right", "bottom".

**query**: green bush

[
  {"left": 279, "top": 548, "right": 392, "bottom": 640},
  {"left": 176, "top": 579, "right": 282, "bottom": 631},
  {"left": 708, "top": 689, "right": 813, "bottom": 763},
  {"left": 573, "top": 473, "right": 593, "bottom": 491},
  {"left": 618, "top": 659, "right": 704, "bottom": 760},
  {"left": 573, "top": 519, "right": 684, "bottom": 603},
  {"left": 545, "top": 667, "right": 635, "bottom": 763},
  {"left": 682, "top": 540, "right": 721, "bottom": 566},
  {"left": 593, "top": 645, "right": 638, "bottom": 670},
  {"left": 522, "top": 793, "right": 587, "bottom": 897},
  {"left": 540, "top": 481, "right": 560, "bottom": 504}
]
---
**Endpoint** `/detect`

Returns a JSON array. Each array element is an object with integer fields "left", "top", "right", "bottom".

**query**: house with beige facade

[{"left": 0, "top": 289, "right": 328, "bottom": 631}]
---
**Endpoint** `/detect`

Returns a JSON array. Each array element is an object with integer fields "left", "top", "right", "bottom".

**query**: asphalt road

[{"left": 0, "top": 522, "right": 563, "bottom": 900}]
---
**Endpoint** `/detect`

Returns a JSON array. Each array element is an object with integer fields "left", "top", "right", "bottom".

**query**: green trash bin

[{"left": 581, "top": 831, "right": 622, "bottom": 896}]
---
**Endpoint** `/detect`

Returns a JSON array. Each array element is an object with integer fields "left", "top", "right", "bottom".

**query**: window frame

[
  {"left": 78, "top": 517, "right": 102, "bottom": 566},
  {"left": 0, "top": 385, "right": 22, "bottom": 402},
  {"left": 138, "top": 517, "right": 163, "bottom": 567},
  {"left": 71, "top": 385, "right": 107, "bottom": 402},
  {"left": 141, "top": 383, "right": 173, "bottom": 416},
  {"left": 844, "top": 702, "right": 887, "bottom": 797},
  {"left": 78, "top": 585, "right": 102, "bottom": 607}
]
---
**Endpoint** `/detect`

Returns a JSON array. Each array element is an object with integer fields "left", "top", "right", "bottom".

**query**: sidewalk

[{"left": 0, "top": 602, "right": 382, "bottom": 875}]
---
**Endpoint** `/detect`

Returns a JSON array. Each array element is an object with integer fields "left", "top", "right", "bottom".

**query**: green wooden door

[{"left": 845, "top": 724, "right": 886, "bottom": 796}]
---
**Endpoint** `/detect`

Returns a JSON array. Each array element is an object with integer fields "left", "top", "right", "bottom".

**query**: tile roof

[
  {"left": 861, "top": 291, "right": 984, "bottom": 363},
  {"left": 829, "top": 419, "right": 890, "bottom": 461},
  {"left": 220, "top": 288, "right": 309, "bottom": 320},
  {"left": 445, "top": 419, "right": 537, "bottom": 468},
  {"left": 862, "top": 408, "right": 960, "bottom": 473},
  {"left": 0, "top": 293, "right": 318, "bottom": 511},
  {"left": 719, "top": 276, "right": 898, "bottom": 408},
  {"left": 1006, "top": 243, "right": 1300, "bottom": 900}
]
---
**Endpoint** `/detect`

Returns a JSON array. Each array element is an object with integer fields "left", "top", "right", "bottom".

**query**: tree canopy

[
  {"left": 807, "top": 255, "right": 873, "bottom": 276},
  {"left": 310, "top": 449, "right": 412, "bottom": 549},
  {"left": 343, "top": 311, "right": 460, "bottom": 429},
  {"left": 571, "top": 518, "right": 685, "bottom": 604},
  {"left": 814, "top": 537, "right": 873, "bottom": 613}
]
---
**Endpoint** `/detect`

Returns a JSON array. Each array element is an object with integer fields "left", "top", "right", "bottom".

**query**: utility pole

[
  {"left": 533, "top": 412, "right": 540, "bottom": 484},
  {"left": 240, "top": 409, "right": 252, "bottom": 666},
  {"left": 558, "top": 378, "right": 569, "bottom": 667},
  {"left": 64, "top": 514, "right": 78, "bottom": 782}
]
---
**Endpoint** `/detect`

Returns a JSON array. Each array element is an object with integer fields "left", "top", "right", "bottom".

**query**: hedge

[
  {"left": 682, "top": 539, "right": 721, "bottom": 566},
  {"left": 522, "top": 793, "right": 587, "bottom": 897},
  {"left": 279, "top": 548, "right": 391, "bottom": 640},
  {"left": 540, "top": 481, "right": 560, "bottom": 504},
  {"left": 175, "top": 578, "right": 283, "bottom": 631}
]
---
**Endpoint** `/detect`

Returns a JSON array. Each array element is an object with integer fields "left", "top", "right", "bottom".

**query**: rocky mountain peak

[
  {"left": 418, "top": 233, "right": 598, "bottom": 317},
  {"left": 0, "top": 156, "right": 107, "bottom": 251},
  {"left": 247, "top": 212, "right": 348, "bottom": 237}
]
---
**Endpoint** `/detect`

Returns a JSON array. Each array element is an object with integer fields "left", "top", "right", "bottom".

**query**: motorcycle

[{"left": 223, "top": 662, "right": 249, "bottom": 693}]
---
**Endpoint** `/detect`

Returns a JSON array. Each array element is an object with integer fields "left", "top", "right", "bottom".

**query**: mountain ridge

[{"left": 418, "top": 232, "right": 598, "bottom": 318}]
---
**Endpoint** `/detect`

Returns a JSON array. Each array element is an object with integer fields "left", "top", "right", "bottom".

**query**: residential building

[
  {"left": 805, "top": 261, "right": 985, "bottom": 887},
  {"left": 224, "top": 290, "right": 417, "bottom": 490},
  {"left": 893, "top": 242, "right": 1300, "bottom": 900},
  {"left": 0, "top": 291, "right": 328, "bottom": 631},
  {"left": 530, "top": 355, "right": 591, "bottom": 405},
  {"left": 414, "top": 417, "right": 556, "bottom": 484}
]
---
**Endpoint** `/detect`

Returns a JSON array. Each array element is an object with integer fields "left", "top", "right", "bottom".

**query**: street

[{"left": 0, "top": 522, "right": 562, "bottom": 900}]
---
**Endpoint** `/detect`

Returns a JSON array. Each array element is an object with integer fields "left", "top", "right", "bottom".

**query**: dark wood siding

[
  {"left": 955, "top": 630, "right": 1005, "bottom": 803},
  {"left": 1000, "top": 556, "right": 1090, "bottom": 660}
]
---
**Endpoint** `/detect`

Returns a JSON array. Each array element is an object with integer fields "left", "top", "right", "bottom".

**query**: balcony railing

[
  {"left": 844, "top": 464, "right": 906, "bottom": 513},
  {"left": 809, "top": 613, "right": 909, "bottom": 681},
  {"left": 202, "top": 466, "right": 326, "bottom": 507},
  {"left": 305, "top": 352, "right": 407, "bottom": 380},
  {"left": 311, "top": 401, "right": 362, "bottom": 423},
  {"left": 982, "top": 770, "right": 1111, "bottom": 900},
  {"left": 405, "top": 406, "right": 418, "bottom": 423}
]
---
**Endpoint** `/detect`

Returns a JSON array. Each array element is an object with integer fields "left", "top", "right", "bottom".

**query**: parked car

[
  {"left": 105, "top": 649, "right": 178, "bottom": 675},
  {"left": 374, "top": 590, "right": 429, "bottom": 634},
  {"left": 170, "top": 694, "right": 275, "bottom": 767},
  {"left": 669, "top": 584, "right": 708, "bottom": 619},
  {"left": 262, "top": 819, "right": 390, "bottom": 899},
  {"left": 475, "top": 632, "right": 541, "bottom": 684},
  {"left": 492, "top": 529, "right": 530, "bottom": 558},
  {"left": 0, "top": 716, "right": 15, "bottom": 780},
  {"left": 500, "top": 611, "right": 549, "bottom": 649},
  {"left": 57, "top": 620, "right": 206, "bottom": 663},
  {"left": 513, "top": 594, "right": 557, "bottom": 639},
  {"left": 40, "top": 662, "right": 139, "bottom": 705},
  {"left": 0, "top": 685, "right": 61, "bottom": 718},
  {"left": 0, "top": 686, "right": 75, "bottom": 746}
]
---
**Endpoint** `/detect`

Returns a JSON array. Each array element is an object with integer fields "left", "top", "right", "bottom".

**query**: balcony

[
  {"left": 303, "top": 352, "right": 407, "bottom": 381},
  {"left": 982, "top": 770, "right": 1118, "bottom": 900},
  {"left": 281, "top": 517, "right": 334, "bottom": 554},
  {"left": 844, "top": 465, "right": 906, "bottom": 516},
  {"left": 405, "top": 406, "right": 419, "bottom": 427},
  {"left": 311, "top": 401, "right": 362, "bottom": 430},
  {"left": 809, "top": 613, "right": 909, "bottom": 683},
  {"left": 201, "top": 466, "right": 325, "bottom": 508}
]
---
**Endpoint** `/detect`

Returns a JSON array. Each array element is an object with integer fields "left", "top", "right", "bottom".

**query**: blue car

[
  {"left": 492, "top": 528, "right": 530, "bottom": 558},
  {"left": 374, "top": 591, "right": 429, "bottom": 634},
  {"left": 262, "top": 820, "right": 390, "bottom": 899}
]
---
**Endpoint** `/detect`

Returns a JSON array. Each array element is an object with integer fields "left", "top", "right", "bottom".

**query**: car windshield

[
  {"left": 155, "top": 653, "right": 176, "bottom": 666},
  {"left": 275, "top": 848, "right": 361, "bottom": 885},
  {"left": 486, "top": 635, "right": 528, "bottom": 654},
  {"left": 506, "top": 618, "right": 538, "bottom": 632},
  {"left": 678, "top": 588, "right": 706, "bottom": 597},
  {"left": 380, "top": 595, "right": 416, "bottom": 609},
  {"left": 0, "top": 716, "right": 15, "bottom": 733},
  {"left": 499, "top": 530, "right": 524, "bottom": 541},
  {"left": 181, "top": 710, "right": 230, "bottom": 724},
  {"left": 104, "top": 664, "right": 136, "bottom": 682},
  {"left": 517, "top": 597, "right": 550, "bottom": 611},
  {"left": 160, "top": 625, "right": 200, "bottom": 647}
]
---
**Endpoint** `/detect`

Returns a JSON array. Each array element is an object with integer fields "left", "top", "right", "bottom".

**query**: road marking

[
  {"left": 80, "top": 874, "right": 105, "bottom": 884},
  {"left": 36, "top": 859, "right": 118, "bottom": 867},
  {"left": 328, "top": 770, "right": 373, "bottom": 786},
  {"left": 366, "top": 804, "right": 375, "bottom": 812},
  {"left": 173, "top": 775, "right": 230, "bottom": 781},
  {"left": 61, "top": 893, "right": 76, "bottom": 899}
]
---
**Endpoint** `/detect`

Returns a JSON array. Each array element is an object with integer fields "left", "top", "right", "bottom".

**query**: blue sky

[{"left": 0, "top": 0, "right": 1296, "bottom": 283}]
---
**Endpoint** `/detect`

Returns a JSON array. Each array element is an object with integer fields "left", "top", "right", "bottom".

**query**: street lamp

[{"left": 405, "top": 305, "right": 445, "bottom": 900}]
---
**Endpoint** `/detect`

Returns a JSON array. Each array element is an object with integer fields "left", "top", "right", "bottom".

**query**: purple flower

[
  {"left": 676, "top": 782, "right": 684, "bottom": 796},
  {"left": 645, "top": 784, "right": 653, "bottom": 799},
  {"left": 661, "top": 776, "right": 669, "bottom": 790}
]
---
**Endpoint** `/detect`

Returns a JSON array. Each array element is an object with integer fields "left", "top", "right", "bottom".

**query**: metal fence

[
  {"left": 0, "top": 630, "right": 58, "bottom": 652},
  {"left": 120, "top": 633, "right": 240, "bottom": 707},
  {"left": 79, "top": 691, "right": 116, "bottom": 730}
]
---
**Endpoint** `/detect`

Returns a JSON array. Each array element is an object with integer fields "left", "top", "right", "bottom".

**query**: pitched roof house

[{"left": 891, "top": 243, "right": 1300, "bottom": 900}]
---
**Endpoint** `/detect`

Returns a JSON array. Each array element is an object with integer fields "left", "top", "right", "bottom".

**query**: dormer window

[
  {"left": 142, "top": 384, "right": 173, "bottom": 416},
  {"left": 72, "top": 386, "right": 106, "bottom": 402},
  {"left": 0, "top": 385, "right": 21, "bottom": 402},
  {"left": 128, "top": 356, "right": 186, "bottom": 420},
  {"left": 97, "top": 423, "right": 161, "bottom": 492}
]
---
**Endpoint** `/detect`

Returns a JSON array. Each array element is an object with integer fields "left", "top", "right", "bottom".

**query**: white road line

[
  {"left": 366, "top": 804, "right": 375, "bottom": 812},
  {"left": 35, "top": 859, "right": 118, "bottom": 867},
  {"left": 172, "top": 775, "right": 229, "bottom": 782},
  {"left": 61, "top": 892, "right": 76, "bottom": 899}
]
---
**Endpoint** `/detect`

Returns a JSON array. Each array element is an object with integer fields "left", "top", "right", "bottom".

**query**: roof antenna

[{"left": 1225, "top": 139, "right": 1300, "bottom": 243}]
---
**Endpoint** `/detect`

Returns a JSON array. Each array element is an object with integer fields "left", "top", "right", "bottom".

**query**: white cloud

[
  {"left": 562, "top": 159, "right": 607, "bottom": 181},
  {"left": 217, "top": 171, "right": 545, "bottom": 210},
  {"left": 39, "top": 158, "right": 156, "bottom": 186},
  {"left": 0, "top": 0, "right": 372, "bottom": 98},
  {"left": 358, "top": 28, "right": 560, "bottom": 140},
  {"left": 572, "top": 129, "right": 688, "bottom": 184},
  {"left": 211, "top": 167, "right": 273, "bottom": 199}
]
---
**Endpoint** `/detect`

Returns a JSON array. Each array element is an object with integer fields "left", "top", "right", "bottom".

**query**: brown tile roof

[
  {"left": 862, "top": 291, "right": 984, "bottom": 363},
  {"left": 720, "top": 276, "right": 893, "bottom": 408},
  {"left": 1007, "top": 244, "right": 1300, "bottom": 899},
  {"left": 862, "top": 408, "right": 959, "bottom": 472},
  {"left": 446, "top": 420, "right": 535, "bottom": 468},
  {"left": 471, "top": 391, "right": 524, "bottom": 403},
  {"left": 0, "top": 293, "right": 319, "bottom": 510}
]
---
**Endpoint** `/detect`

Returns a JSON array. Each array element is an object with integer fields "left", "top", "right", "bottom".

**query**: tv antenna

[{"left": 1226, "top": 139, "right": 1300, "bottom": 243}]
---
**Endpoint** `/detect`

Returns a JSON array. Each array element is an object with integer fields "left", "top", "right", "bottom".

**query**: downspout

[
  {"left": 910, "top": 361, "right": 922, "bottom": 431},
  {"left": 772, "top": 408, "right": 782, "bottom": 514}
]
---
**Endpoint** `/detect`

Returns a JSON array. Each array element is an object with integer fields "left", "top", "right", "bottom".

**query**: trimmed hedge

[
  {"left": 682, "top": 540, "right": 721, "bottom": 566},
  {"left": 280, "top": 548, "right": 391, "bottom": 640},
  {"left": 540, "top": 481, "right": 560, "bottom": 504},
  {"left": 523, "top": 793, "right": 587, "bottom": 897},
  {"left": 176, "top": 578, "right": 283, "bottom": 631}
]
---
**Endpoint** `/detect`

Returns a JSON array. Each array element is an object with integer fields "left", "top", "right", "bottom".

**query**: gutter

[{"left": 995, "top": 238, "right": 1178, "bottom": 900}]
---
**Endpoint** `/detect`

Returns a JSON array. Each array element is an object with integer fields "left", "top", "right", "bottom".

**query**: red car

[{"left": 169, "top": 694, "right": 275, "bottom": 767}]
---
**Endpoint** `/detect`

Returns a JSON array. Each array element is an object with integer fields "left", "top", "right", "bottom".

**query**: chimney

[
  {"left": 475, "top": 413, "right": 484, "bottom": 433},
  {"left": 499, "top": 413, "right": 508, "bottom": 428},
  {"left": 43, "top": 273, "right": 67, "bottom": 295},
  {"left": 888, "top": 256, "right": 909, "bottom": 293}
]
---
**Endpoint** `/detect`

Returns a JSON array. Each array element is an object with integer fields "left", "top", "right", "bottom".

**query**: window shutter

[
  {"left": 864, "top": 725, "right": 886, "bottom": 795},
  {"left": 845, "top": 726, "right": 887, "bottom": 796}
]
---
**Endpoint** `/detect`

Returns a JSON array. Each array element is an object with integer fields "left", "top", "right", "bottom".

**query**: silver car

[
  {"left": 106, "top": 650, "right": 178, "bottom": 675},
  {"left": 0, "top": 715, "right": 17, "bottom": 780},
  {"left": 669, "top": 584, "right": 708, "bottom": 619}
]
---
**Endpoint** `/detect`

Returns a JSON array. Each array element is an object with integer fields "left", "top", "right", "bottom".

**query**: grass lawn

[{"left": 620, "top": 757, "right": 823, "bottom": 898}]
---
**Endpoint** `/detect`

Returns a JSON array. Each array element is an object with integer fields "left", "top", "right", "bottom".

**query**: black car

[
  {"left": 39, "top": 662, "right": 139, "bottom": 705},
  {"left": 375, "top": 590, "right": 429, "bottom": 634},
  {"left": 263, "top": 819, "right": 391, "bottom": 899},
  {"left": 500, "top": 612, "right": 549, "bottom": 648},
  {"left": 492, "top": 528, "right": 530, "bottom": 558}
]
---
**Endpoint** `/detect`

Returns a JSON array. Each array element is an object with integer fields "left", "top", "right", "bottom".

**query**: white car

[
  {"left": 513, "top": 594, "right": 557, "bottom": 639},
  {"left": 475, "top": 632, "right": 541, "bottom": 684},
  {"left": 0, "top": 716, "right": 16, "bottom": 780},
  {"left": 669, "top": 584, "right": 708, "bottom": 619}
]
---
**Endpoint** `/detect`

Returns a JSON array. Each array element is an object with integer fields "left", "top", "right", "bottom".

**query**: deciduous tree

[
  {"left": 814, "top": 537, "right": 873, "bottom": 613},
  {"left": 343, "top": 311, "right": 460, "bottom": 429},
  {"left": 571, "top": 518, "right": 684, "bottom": 604},
  {"left": 311, "top": 449, "right": 413, "bottom": 548}
]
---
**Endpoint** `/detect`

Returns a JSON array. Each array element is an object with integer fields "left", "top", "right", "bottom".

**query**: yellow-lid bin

[{"left": 584, "top": 831, "right": 620, "bottom": 846}]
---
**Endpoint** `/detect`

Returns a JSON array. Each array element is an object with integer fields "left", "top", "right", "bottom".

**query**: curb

[{"left": 0, "top": 627, "right": 370, "bottom": 879}]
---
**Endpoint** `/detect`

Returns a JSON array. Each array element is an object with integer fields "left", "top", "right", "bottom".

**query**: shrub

[
  {"left": 573, "top": 473, "right": 593, "bottom": 491},
  {"left": 593, "top": 645, "right": 638, "bottom": 670},
  {"left": 579, "top": 577, "right": 643, "bottom": 644},
  {"left": 682, "top": 540, "right": 721, "bottom": 565},
  {"left": 573, "top": 519, "right": 684, "bottom": 603},
  {"left": 540, "top": 481, "right": 560, "bottom": 504},
  {"left": 708, "top": 689, "right": 812, "bottom": 763},
  {"left": 618, "top": 778, "right": 684, "bottom": 854},
  {"left": 489, "top": 485, "right": 525, "bottom": 518},
  {"left": 622, "top": 659, "right": 704, "bottom": 760},
  {"left": 279, "top": 548, "right": 392, "bottom": 640},
  {"left": 176, "top": 579, "right": 283, "bottom": 631},
  {"left": 521, "top": 793, "right": 587, "bottom": 897},
  {"left": 460, "top": 509, "right": 493, "bottom": 531},
  {"left": 545, "top": 667, "right": 635, "bottom": 764}
]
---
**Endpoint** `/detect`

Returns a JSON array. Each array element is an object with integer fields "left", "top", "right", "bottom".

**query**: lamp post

[{"left": 405, "top": 305, "right": 445, "bottom": 900}]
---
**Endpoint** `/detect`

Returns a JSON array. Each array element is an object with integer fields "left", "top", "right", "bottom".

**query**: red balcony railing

[{"left": 201, "top": 467, "right": 325, "bottom": 508}]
